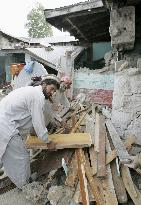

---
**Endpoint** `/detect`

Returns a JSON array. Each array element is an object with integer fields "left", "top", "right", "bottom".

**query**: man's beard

[{"left": 42, "top": 88, "right": 51, "bottom": 100}]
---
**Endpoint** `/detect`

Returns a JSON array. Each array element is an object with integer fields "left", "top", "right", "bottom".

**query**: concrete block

[{"left": 110, "top": 6, "right": 135, "bottom": 50}]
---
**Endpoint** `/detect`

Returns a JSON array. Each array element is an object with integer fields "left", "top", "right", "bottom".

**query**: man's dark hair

[{"left": 41, "top": 79, "right": 60, "bottom": 90}]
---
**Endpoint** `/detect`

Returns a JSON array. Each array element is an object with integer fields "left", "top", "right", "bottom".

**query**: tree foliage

[{"left": 25, "top": 3, "right": 53, "bottom": 38}]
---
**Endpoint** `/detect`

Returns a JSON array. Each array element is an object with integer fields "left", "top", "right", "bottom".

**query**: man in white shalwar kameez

[{"left": 0, "top": 74, "right": 60, "bottom": 188}]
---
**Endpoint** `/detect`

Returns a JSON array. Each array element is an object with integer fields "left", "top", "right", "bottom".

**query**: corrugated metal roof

[
  {"left": 29, "top": 36, "right": 77, "bottom": 44},
  {"left": 0, "top": 30, "right": 29, "bottom": 43},
  {"left": 26, "top": 45, "right": 84, "bottom": 69}
]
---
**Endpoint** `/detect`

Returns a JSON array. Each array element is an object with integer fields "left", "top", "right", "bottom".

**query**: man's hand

[{"left": 47, "top": 141, "right": 56, "bottom": 151}]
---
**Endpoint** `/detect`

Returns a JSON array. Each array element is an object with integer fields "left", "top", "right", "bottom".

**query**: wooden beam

[
  {"left": 98, "top": 137, "right": 118, "bottom": 205},
  {"left": 71, "top": 109, "right": 90, "bottom": 133},
  {"left": 89, "top": 146, "right": 98, "bottom": 176},
  {"left": 110, "top": 159, "right": 128, "bottom": 203},
  {"left": 76, "top": 149, "right": 89, "bottom": 205},
  {"left": 71, "top": 108, "right": 90, "bottom": 204},
  {"left": 65, "top": 155, "right": 78, "bottom": 187},
  {"left": 100, "top": 164, "right": 118, "bottom": 205},
  {"left": 89, "top": 136, "right": 136, "bottom": 176},
  {"left": 83, "top": 153, "right": 104, "bottom": 205},
  {"left": 68, "top": 7, "right": 106, "bottom": 19},
  {"left": 73, "top": 181, "right": 95, "bottom": 203},
  {"left": 121, "top": 165, "right": 141, "bottom": 204},
  {"left": 71, "top": 112, "right": 77, "bottom": 129},
  {"left": 97, "top": 114, "right": 106, "bottom": 177},
  {"left": 94, "top": 112, "right": 100, "bottom": 152},
  {"left": 106, "top": 119, "right": 131, "bottom": 164},
  {"left": 44, "top": 1, "right": 103, "bottom": 18},
  {"left": 65, "top": 17, "right": 89, "bottom": 42},
  {"left": 86, "top": 149, "right": 118, "bottom": 205}
]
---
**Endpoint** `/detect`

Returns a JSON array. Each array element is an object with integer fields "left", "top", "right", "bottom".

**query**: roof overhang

[
  {"left": 44, "top": 0, "right": 110, "bottom": 43},
  {"left": 45, "top": 0, "right": 141, "bottom": 43}
]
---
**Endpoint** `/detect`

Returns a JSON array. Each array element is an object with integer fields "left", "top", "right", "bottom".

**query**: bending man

[{"left": 0, "top": 74, "right": 60, "bottom": 188}]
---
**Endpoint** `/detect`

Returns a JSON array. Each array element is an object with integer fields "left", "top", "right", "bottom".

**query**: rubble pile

[{"left": 1, "top": 102, "right": 141, "bottom": 205}]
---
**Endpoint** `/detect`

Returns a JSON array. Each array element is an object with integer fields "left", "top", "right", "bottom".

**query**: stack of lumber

[{"left": 25, "top": 105, "right": 141, "bottom": 205}]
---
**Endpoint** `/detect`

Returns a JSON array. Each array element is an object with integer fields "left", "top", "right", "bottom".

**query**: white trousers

[{"left": 2, "top": 135, "right": 31, "bottom": 188}]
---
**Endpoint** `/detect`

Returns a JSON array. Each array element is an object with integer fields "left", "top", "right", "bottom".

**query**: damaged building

[
  {"left": 44, "top": 0, "right": 141, "bottom": 144},
  {"left": 1, "top": 0, "right": 141, "bottom": 205},
  {"left": 0, "top": 30, "right": 83, "bottom": 89}
]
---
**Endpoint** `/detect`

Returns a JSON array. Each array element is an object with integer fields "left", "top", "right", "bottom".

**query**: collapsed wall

[
  {"left": 73, "top": 67, "right": 114, "bottom": 107},
  {"left": 109, "top": 5, "right": 141, "bottom": 145},
  {"left": 111, "top": 61, "right": 141, "bottom": 144}
]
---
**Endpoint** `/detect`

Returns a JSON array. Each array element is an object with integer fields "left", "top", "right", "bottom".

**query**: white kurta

[{"left": 0, "top": 85, "right": 48, "bottom": 162}]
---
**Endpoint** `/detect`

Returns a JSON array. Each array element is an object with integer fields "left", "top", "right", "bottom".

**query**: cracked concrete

[{"left": 111, "top": 65, "right": 141, "bottom": 144}]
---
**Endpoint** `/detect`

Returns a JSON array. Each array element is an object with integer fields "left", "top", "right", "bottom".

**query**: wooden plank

[
  {"left": 110, "top": 159, "right": 128, "bottom": 203},
  {"left": 100, "top": 164, "right": 118, "bottom": 205},
  {"left": 71, "top": 112, "right": 77, "bottom": 128},
  {"left": 94, "top": 112, "right": 100, "bottom": 152},
  {"left": 107, "top": 134, "right": 128, "bottom": 204},
  {"left": 97, "top": 114, "right": 106, "bottom": 177},
  {"left": 73, "top": 181, "right": 82, "bottom": 203},
  {"left": 65, "top": 155, "right": 78, "bottom": 187},
  {"left": 98, "top": 137, "right": 118, "bottom": 205},
  {"left": 89, "top": 146, "right": 98, "bottom": 175},
  {"left": 106, "top": 119, "right": 131, "bottom": 163},
  {"left": 76, "top": 149, "right": 89, "bottom": 205},
  {"left": 70, "top": 109, "right": 91, "bottom": 204},
  {"left": 121, "top": 165, "right": 141, "bottom": 204},
  {"left": 90, "top": 136, "right": 136, "bottom": 176},
  {"left": 71, "top": 109, "right": 90, "bottom": 133},
  {"left": 73, "top": 181, "right": 94, "bottom": 203},
  {"left": 86, "top": 149, "right": 118, "bottom": 205},
  {"left": 84, "top": 152, "right": 104, "bottom": 205},
  {"left": 26, "top": 133, "right": 92, "bottom": 149},
  {"left": 85, "top": 115, "right": 95, "bottom": 144}
]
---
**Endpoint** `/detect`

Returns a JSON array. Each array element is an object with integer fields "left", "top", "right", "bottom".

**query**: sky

[{"left": 0, "top": 0, "right": 87, "bottom": 38}]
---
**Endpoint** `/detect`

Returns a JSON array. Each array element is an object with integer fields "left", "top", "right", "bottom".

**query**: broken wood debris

[{"left": 1, "top": 104, "right": 141, "bottom": 205}]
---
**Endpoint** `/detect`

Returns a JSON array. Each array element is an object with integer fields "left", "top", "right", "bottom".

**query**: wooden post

[
  {"left": 97, "top": 114, "right": 106, "bottom": 177},
  {"left": 121, "top": 165, "right": 141, "bottom": 204},
  {"left": 76, "top": 149, "right": 89, "bottom": 205}
]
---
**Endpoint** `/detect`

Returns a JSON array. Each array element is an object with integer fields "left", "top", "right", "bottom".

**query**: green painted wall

[{"left": 93, "top": 42, "right": 111, "bottom": 61}]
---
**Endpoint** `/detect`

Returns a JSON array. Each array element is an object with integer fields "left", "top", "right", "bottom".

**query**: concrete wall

[
  {"left": 110, "top": 6, "right": 135, "bottom": 50},
  {"left": 111, "top": 67, "right": 141, "bottom": 144},
  {"left": 73, "top": 68, "right": 114, "bottom": 106}
]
